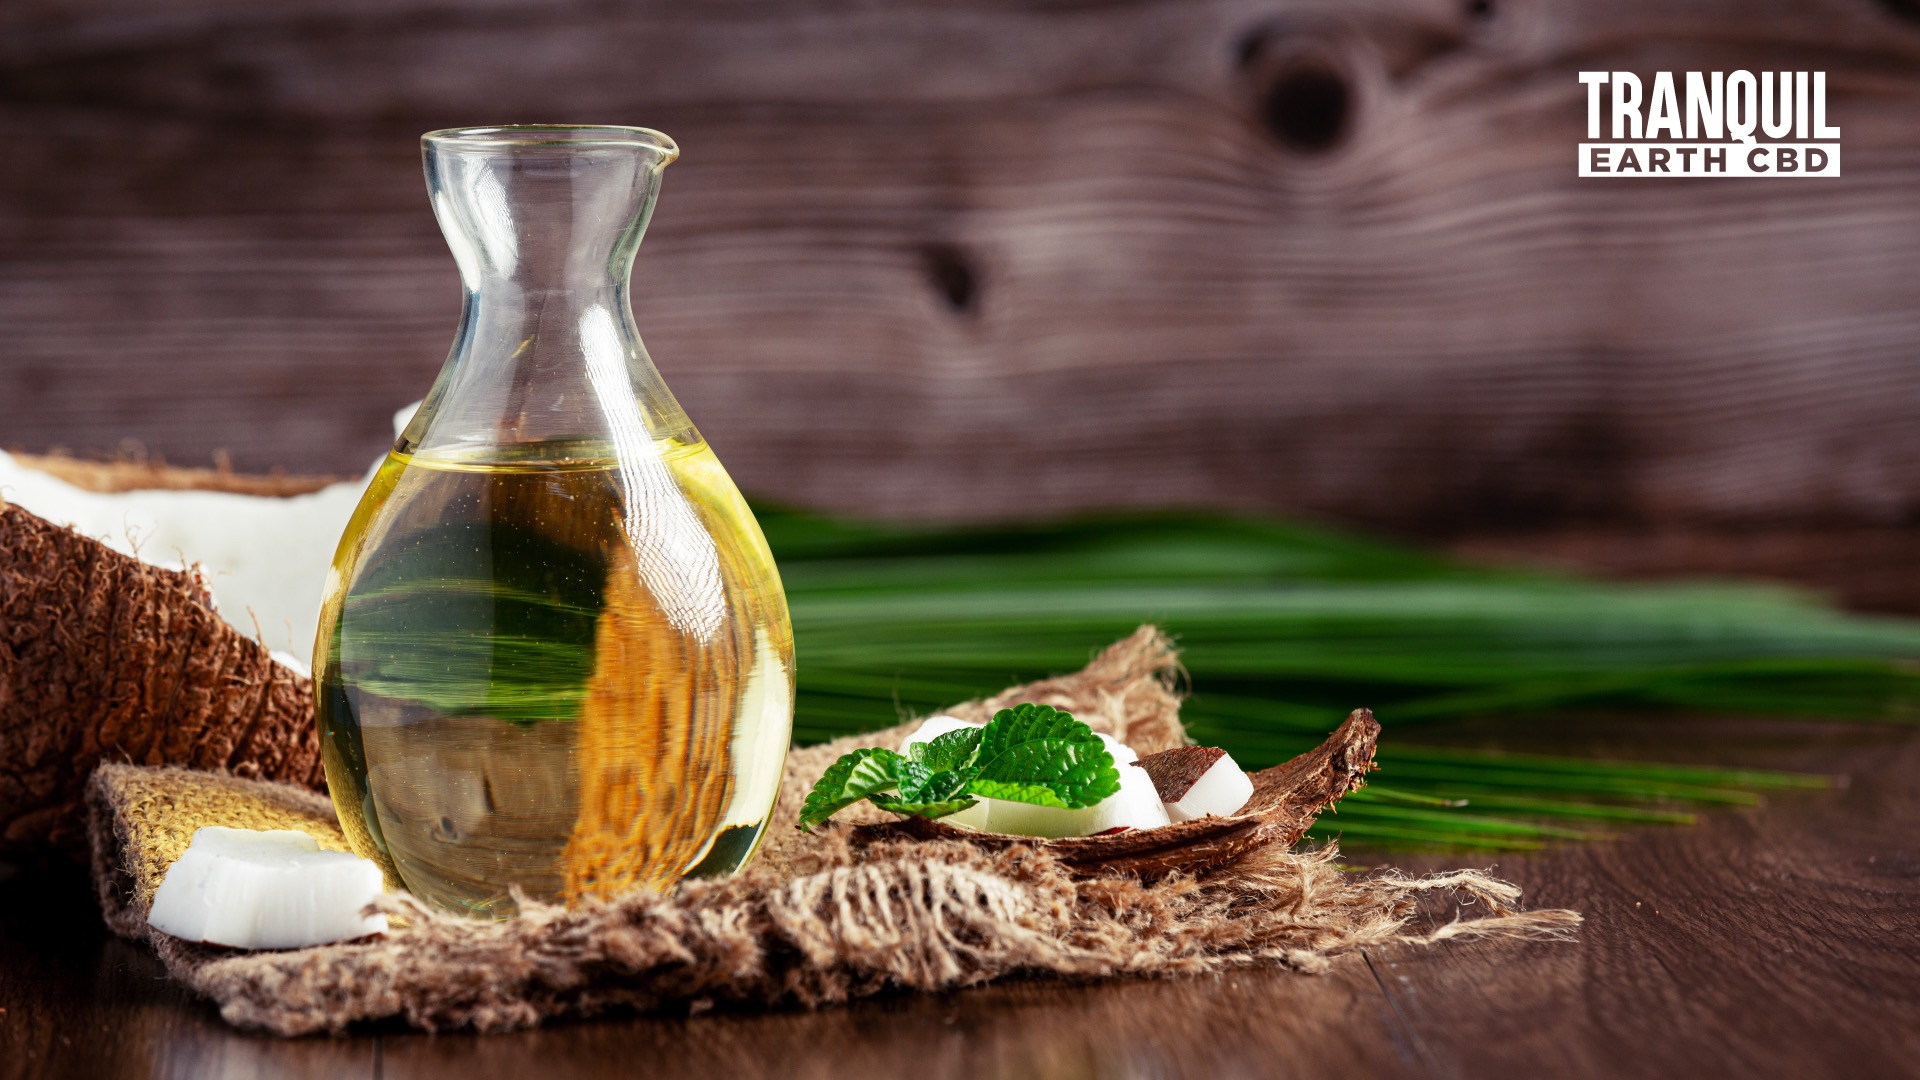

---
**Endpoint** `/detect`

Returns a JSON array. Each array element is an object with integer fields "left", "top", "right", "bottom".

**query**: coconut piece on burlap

[
  {"left": 86, "top": 764, "right": 351, "bottom": 940},
  {"left": 86, "top": 626, "right": 1579, "bottom": 1036},
  {"left": 0, "top": 500, "right": 322, "bottom": 853}
]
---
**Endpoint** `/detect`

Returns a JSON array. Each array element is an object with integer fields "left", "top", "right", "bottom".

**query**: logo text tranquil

[{"left": 1578, "top": 71, "right": 1840, "bottom": 178}]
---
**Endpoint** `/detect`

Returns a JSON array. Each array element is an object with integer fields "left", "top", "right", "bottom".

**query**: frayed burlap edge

[{"left": 87, "top": 626, "right": 1580, "bottom": 1036}]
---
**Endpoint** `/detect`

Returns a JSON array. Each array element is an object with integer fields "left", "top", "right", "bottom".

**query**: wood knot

[
  {"left": 921, "top": 243, "right": 979, "bottom": 315},
  {"left": 1260, "top": 62, "right": 1351, "bottom": 152},
  {"left": 1236, "top": 32, "right": 1354, "bottom": 154}
]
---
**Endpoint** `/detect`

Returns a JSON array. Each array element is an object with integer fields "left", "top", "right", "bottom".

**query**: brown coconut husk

[{"left": 0, "top": 497, "right": 323, "bottom": 852}]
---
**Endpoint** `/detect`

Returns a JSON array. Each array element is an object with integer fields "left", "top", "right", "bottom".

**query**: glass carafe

[{"left": 314, "top": 126, "right": 794, "bottom": 917}]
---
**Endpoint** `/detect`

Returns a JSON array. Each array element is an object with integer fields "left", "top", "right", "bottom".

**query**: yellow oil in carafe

[{"left": 314, "top": 438, "right": 793, "bottom": 917}]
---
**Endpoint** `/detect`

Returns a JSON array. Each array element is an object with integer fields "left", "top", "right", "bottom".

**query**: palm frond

[{"left": 759, "top": 506, "right": 1904, "bottom": 850}]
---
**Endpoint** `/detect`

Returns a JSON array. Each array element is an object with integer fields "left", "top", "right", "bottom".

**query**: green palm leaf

[{"left": 757, "top": 505, "right": 1909, "bottom": 850}]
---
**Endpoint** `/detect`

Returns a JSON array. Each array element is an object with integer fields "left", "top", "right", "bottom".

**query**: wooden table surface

[{"left": 3, "top": 714, "right": 1916, "bottom": 1080}]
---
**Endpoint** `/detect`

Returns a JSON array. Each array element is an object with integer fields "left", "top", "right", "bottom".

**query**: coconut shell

[
  {"left": 10, "top": 451, "right": 341, "bottom": 497},
  {"left": 854, "top": 708, "right": 1381, "bottom": 878},
  {"left": 0, "top": 499, "right": 323, "bottom": 854}
]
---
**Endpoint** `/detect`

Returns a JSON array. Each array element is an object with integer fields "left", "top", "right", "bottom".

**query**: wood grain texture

[
  {"left": 3, "top": 0, "right": 1920, "bottom": 535},
  {"left": 1374, "top": 716, "right": 1920, "bottom": 1079},
  {"left": 4, "top": 715, "right": 1917, "bottom": 1078},
  {"left": 379, "top": 960, "right": 1419, "bottom": 1080}
]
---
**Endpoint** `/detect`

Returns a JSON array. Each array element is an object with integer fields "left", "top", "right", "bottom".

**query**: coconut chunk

[
  {"left": 146, "top": 827, "right": 387, "bottom": 950},
  {"left": 1134, "top": 747, "right": 1255, "bottom": 822},
  {"left": 1097, "top": 732, "right": 1139, "bottom": 764},
  {"left": 984, "top": 755, "right": 1169, "bottom": 837}
]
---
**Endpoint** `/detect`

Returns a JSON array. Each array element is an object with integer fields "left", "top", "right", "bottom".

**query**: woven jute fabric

[{"left": 86, "top": 627, "right": 1579, "bottom": 1036}]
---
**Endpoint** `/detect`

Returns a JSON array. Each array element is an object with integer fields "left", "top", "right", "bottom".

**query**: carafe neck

[{"left": 404, "top": 126, "right": 687, "bottom": 459}]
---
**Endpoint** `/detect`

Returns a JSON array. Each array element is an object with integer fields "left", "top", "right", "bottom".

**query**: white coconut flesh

[
  {"left": 146, "top": 827, "right": 387, "bottom": 950},
  {"left": 979, "top": 757, "right": 1169, "bottom": 837}
]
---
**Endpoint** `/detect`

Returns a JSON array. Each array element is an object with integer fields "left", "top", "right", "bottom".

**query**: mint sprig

[{"left": 796, "top": 703, "right": 1121, "bottom": 831}]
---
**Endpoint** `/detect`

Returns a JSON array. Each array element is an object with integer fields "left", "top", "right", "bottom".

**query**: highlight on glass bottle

[{"left": 314, "top": 126, "right": 795, "bottom": 917}]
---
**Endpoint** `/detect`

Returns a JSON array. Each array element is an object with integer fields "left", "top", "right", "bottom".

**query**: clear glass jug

[{"left": 314, "top": 126, "right": 793, "bottom": 916}]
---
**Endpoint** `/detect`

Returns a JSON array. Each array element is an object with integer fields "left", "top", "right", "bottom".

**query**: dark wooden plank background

[
  {"left": 6, "top": 714, "right": 1916, "bottom": 1079},
  {"left": 4, "top": 0, "right": 1920, "bottom": 577}
]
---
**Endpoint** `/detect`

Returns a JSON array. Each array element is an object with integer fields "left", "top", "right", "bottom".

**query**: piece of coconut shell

[
  {"left": 10, "top": 450, "right": 340, "bottom": 498},
  {"left": 0, "top": 499, "right": 324, "bottom": 853},
  {"left": 854, "top": 708, "right": 1380, "bottom": 879}
]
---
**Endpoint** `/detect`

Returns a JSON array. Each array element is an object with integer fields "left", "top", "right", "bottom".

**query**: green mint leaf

[
  {"left": 895, "top": 760, "right": 936, "bottom": 800},
  {"left": 969, "top": 703, "right": 1120, "bottom": 809},
  {"left": 926, "top": 770, "right": 971, "bottom": 801},
  {"left": 795, "top": 707, "right": 1122, "bottom": 830},
  {"left": 798, "top": 748, "right": 904, "bottom": 831},
  {"left": 897, "top": 761, "right": 971, "bottom": 803},
  {"left": 868, "top": 794, "right": 978, "bottom": 820},
  {"left": 976, "top": 703, "right": 1084, "bottom": 757},
  {"left": 915, "top": 727, "right": 984, "bottom": 773},
  {"left": 965, "top": 778, "right": 1071, "bottom": 808}
]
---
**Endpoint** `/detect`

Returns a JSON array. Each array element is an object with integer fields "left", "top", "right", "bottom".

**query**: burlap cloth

[{"left": 85, "top": 628, "right": 1579, "bottom": 1036}]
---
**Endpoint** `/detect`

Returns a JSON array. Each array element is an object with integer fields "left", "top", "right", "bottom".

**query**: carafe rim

[{"left": 423, "top": 125, "right": 679, "bottom": 165}]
